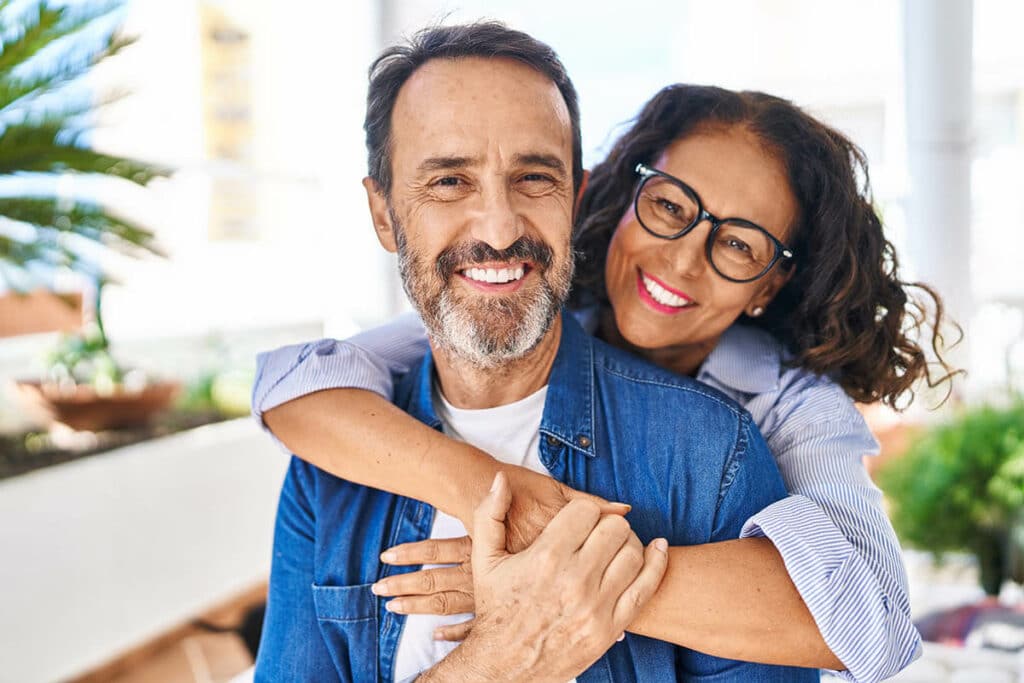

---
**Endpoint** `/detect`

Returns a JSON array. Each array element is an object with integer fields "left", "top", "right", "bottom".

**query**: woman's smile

[{"left": 636, "top": 268, "right": 697, "bottom": 314}]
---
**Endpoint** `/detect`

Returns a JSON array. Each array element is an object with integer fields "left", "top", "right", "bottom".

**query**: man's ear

[
  {"left": 572, "top": 169, "right": 591, "bottom": 222},
  {"left": 363, "top": 176, "right": 398, "bottom": 253}
]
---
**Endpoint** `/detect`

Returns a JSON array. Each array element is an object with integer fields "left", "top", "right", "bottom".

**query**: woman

[{"left": 253, "top": 85, "right": 956, "bottom": 681}]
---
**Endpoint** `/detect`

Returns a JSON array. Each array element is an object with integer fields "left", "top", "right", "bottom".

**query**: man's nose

[{"left": 469, "top": 185, "right": 524, "bottom": 251}]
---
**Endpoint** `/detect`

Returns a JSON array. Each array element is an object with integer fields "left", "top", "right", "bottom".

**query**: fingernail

[
  {"left": 654, "top": 538, "right": 668, "bottom": 552},
  {"left": 616, "top": 632, "right": 626, "bottom": 642},
  {"left": 433, "top": 629, "right": 445, "bottom": 641},
  {"left": 380, "top": 550, "right": 397, "bottom": 563},
  {"left": 370, "top": 581, "right": 386, "bottom": 595},
  {"left": 385, "top": 599, "right": 404, "bottom": 613}
]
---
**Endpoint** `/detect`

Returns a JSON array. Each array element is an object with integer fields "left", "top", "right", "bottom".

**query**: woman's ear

[
  {"left": 363, "top": 176, "right": 398, "bottom": 253},
  {"left": 748, "top": 267, "right": 794, "bottom": 317}
]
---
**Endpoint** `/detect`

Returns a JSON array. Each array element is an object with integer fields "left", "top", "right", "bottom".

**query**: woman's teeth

[
  {"left": 642, "top": 274, "right": 692, "bottom": 308},
  {"left": 463, "top": 266, "right": 526, "bottom": 284}
]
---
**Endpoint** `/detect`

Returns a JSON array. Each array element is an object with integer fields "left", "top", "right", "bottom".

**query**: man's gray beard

[
  {"left": 428, "top": 279, "right": 563, "bottom": 369},
  {"left": 395, "top": 233, "right": 573, "bottom": 370}
]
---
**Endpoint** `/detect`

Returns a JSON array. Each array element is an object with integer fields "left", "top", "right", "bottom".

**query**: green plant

[
  {"left": 0, "top": 0, "right": 170, "bottom": 286},
  {"left": 878, "top": 402, "right": 1024, "bottom": 595}
]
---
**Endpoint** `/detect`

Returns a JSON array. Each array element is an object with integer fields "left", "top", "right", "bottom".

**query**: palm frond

[
  {"left": 0, "top": 118, "right": 171, "bottom": 184},
  {"left": 0, "top": 32, "right": 136, "bottom": 115},
  {"left": 0, "top": 1, "right": 124, "bottom": 75},
  {"left": 0, "top": 0, "right": 170, "bottom": 292},
  {"left": 0, "top": 196, "right": 162, "bottom": 258}
]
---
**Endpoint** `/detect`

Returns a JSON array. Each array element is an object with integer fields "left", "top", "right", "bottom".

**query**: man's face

[{"left": 367, "top": 57, "right": 576, "bottom": 367}]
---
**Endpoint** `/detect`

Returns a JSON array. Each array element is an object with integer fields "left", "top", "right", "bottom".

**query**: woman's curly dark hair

[{"left": 572, "top": 84, "right": 960, "bottom": 408}]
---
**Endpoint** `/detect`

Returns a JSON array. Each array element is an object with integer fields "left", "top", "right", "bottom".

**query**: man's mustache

[{"left": 435, "top": 237, "right": 554, "bottom": 280}]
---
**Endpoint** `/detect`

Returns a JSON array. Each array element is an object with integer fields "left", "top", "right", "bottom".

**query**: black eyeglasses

[{"left": 633, "top": 163, "right": 795, "bottom": 283}]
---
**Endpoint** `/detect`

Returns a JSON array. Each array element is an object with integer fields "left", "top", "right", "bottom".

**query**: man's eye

[
  {"left": 522, "top": 173, "right": 553, "bottom": 183},
  {"left": 435, "top": 176, "right": 462, "bottom": 187}
]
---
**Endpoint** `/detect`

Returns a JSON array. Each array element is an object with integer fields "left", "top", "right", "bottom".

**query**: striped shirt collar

[{"left": 696, "top": 324, "right": 784, "bottom": 395}]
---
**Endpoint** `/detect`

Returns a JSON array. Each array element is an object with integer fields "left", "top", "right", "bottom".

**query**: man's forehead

[{"left": 389, "top": 56, "right": 572, "bottom": 172}]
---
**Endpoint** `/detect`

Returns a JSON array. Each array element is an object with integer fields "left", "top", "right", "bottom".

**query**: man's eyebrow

[
  {"left": 417, "top": 156, "right": 478, "bottom": 172},
  {"left": 514, "top": 153, "right": 567, "bottom": 176}
]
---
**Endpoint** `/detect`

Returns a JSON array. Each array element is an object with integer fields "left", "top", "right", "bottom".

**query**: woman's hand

[{"left": 373, "top": 535, "right": 477, "bottom": 640}]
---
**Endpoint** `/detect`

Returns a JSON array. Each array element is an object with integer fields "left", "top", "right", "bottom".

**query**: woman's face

[{"left": 603, "top": 125, "right": 799, "bottom": 370}]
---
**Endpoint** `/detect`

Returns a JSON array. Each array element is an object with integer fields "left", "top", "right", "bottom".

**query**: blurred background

[{"left": 0, "top": 0, "right": 1022, "bottom": 681}]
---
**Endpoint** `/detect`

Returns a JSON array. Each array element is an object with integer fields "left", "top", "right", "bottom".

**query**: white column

[{"left": 902, "top": 0, "right": 973, "bottom": 367}]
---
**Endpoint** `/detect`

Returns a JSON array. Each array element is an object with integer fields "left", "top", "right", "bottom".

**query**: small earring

[{"left": 750, "top": 306, "right": 764, "bottom": 317}]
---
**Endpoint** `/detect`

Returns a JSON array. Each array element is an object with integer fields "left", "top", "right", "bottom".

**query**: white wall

[{"left": 0, "top": 419, "right": 289, "bottom": 683}]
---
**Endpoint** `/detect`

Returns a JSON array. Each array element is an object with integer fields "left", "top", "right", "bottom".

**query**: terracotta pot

[
  {"left": 0, "top": 290, "right": 83, "bottom": 338},
  {"left": 13, "top": 380, "right": 180, "bottom": 432}
]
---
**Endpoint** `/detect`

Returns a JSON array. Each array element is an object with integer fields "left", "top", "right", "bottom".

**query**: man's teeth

[
  {"left": 642, "top": 274, "right": 692, "bottom": 308},
  {"left": 463, "top": 266, "right": 526, "bottom": 284}
]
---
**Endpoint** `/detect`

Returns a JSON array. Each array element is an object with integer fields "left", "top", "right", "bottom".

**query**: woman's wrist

[{"left": 434, "top": 440, "right": 503, "bottom": 527}]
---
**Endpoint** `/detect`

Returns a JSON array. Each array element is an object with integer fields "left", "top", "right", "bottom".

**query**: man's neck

[{"left": 430, "top": 315, "right": 563, "bottom": 409}]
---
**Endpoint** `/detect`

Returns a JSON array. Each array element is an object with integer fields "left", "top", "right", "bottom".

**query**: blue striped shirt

[{"left": 253, "top": 311, "right": 922, "bottom": 683}]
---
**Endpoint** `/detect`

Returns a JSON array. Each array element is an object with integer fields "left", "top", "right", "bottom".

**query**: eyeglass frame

[{"left": 633, "top": 163, "right": 796, "bottom": 283}]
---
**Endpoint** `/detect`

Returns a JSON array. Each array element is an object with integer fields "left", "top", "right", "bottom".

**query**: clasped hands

[{"left": 371, "top": 466, "right": 668, "bottom": 680}]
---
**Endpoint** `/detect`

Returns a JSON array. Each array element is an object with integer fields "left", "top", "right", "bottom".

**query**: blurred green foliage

[
  {"left": 178, "top": 368, "right": 254, "bottom": 418},
  {"left": 878, "top": 402, "right": 1024, "bottom": 594}
]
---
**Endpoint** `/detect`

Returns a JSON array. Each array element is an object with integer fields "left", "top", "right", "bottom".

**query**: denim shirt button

[
  {"left": 576, "top": 435, "right": 591, "bottom": 448},
  {"left": 546, "top": 434, "right": 559, "bottom": 446}
]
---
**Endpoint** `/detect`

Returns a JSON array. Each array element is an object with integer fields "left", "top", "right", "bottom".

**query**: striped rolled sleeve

[
  {"left": 251, "top": 312, "right": 428, "bottom": 451},
  {"left": 708, "top": 325, "right": 921, "bottom": 682}
]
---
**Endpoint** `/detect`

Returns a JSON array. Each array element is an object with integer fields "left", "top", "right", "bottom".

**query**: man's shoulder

[{"left": 590, "top": 335, "right": 750, "bottom": 421}]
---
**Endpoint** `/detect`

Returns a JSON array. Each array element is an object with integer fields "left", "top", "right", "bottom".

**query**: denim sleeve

[
  {"left": 711, "top": 414, "right": 789, "bottom": 540},
  {"left": 740, "top": 403, "right": 921, "bottom": 683},
  {"left": 254, "top": 457, "right": 340, "bottom": 682},
  {"left": 250, "top": 312, "right": 429, "bottom": 452}
]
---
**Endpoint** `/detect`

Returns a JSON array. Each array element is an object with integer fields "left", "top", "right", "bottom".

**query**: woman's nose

[{"left": 662, "top": 221, "right": 710, "bottom": 278}]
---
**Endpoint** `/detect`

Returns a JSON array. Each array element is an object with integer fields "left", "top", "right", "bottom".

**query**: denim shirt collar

[
  {"left": 697, "top": 323, "right": 783, "bottom": 395},
  {"left": 401, "top": 310, "right": 598, "bottom": 458}
]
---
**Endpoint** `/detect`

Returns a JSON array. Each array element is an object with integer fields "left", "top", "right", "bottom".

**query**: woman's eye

[
  {"left": 725, "top": 237, "right": 751, "bottom": 253},
  {"left": 654, "top": 197, "right": 682, "bottom": 216}
]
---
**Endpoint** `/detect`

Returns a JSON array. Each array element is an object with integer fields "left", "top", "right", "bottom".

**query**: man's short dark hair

[{"left": 364, "top": 21, "right": 583, "bottom": 196}]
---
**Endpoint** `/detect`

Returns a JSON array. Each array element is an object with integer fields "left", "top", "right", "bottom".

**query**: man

[{"left": 255, "top": 22, "right": 817, "bottom": 682}]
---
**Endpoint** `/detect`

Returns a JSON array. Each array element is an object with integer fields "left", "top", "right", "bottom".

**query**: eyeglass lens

[{"left": 636, "top": 176, "right": 777, "bottom": 281}]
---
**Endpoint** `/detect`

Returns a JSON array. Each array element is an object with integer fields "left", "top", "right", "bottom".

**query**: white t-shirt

[{"left": 392, "top": 382, "right": 576, "bottom": 682}]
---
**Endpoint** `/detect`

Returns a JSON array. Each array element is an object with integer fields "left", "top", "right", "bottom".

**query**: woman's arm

[
  {"left": 734, "top": 388, "right": 922, "bottom": 682},
  {"left": 254, "top": 314, "right": 627, "bottom": 529}
]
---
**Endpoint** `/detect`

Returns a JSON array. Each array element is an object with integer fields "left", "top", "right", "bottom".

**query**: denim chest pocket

[{"left": 312, "top": 582, "right": 379, "bottom": 683}]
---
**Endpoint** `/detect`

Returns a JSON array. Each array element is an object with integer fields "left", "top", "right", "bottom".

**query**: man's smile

[{"left": 456, "top": 261, "right": 532, "bottom": 292}]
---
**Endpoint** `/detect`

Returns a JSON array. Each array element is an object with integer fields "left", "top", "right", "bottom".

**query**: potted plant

[
  {"left": 0, "top": 1, "right": 173, "bottom": 431},
  {"left": 877, "top": 401, "right": 1024, "bottom": 596}
]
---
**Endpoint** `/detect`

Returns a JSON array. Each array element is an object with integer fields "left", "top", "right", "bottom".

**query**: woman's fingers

[
  {"left": 433, "top": 618, "right": 475, "bottom": 642},
  {"left": 372, "top": 564, "right": 473, "bottom": 597},
  {"left": 563, "top": 484, "right": 631, "bottom": 517},
  {"left": 383, "top": 589, "right": 475, "bottom": 616},
  {"left": 380, "top": 535, "right": 472, "bottom": 566}
]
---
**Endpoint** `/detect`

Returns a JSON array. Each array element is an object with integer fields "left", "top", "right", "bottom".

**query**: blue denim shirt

[{"left": 255, "top": 314, "right": 819, "bottom": 682}]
